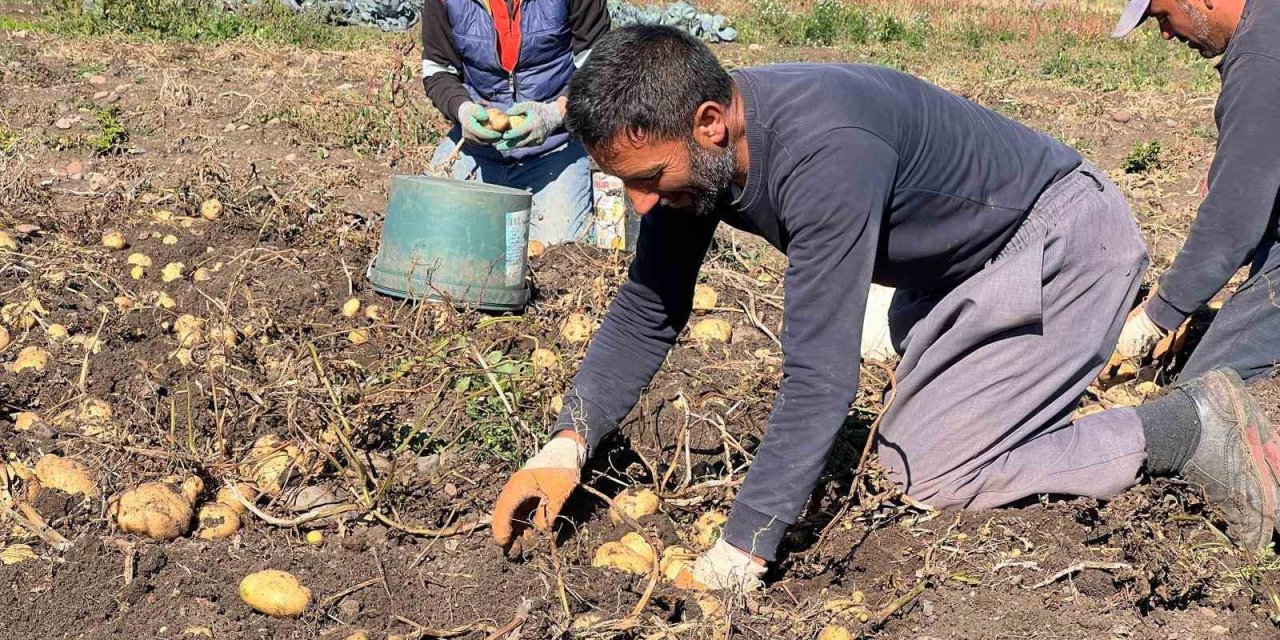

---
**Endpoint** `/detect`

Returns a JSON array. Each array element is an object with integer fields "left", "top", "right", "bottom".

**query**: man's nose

[{"left": 625, "top": 186, "right": 660, "bottom": 216}]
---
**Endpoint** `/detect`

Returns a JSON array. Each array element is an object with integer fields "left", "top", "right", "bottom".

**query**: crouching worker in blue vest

[{"left": 421, "top": 0, "right": 611, "bottom": 246}]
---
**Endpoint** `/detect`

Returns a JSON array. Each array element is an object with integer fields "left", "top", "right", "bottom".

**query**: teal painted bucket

[{"left": 367, "top": 175, "right": 532, "bottom": 311}]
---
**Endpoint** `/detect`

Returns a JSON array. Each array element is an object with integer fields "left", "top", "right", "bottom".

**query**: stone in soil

[
  {"left": 1112, "top": 111, "right": 1132, "bottom": 123},
  {"left": 87, "top": 74, "right": 107, "bottom": 85}
]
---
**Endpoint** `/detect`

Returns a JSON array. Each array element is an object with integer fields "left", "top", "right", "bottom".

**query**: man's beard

[
  {"left": 1179, "top": 0, "right": 1228, "bottom": 57},
  {"left": 684, "top": 139, "right": 736, "bottom": 217}
]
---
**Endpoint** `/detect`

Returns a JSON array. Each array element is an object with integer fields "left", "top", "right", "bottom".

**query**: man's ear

[{"left": 692, "top": 100, "right": 728, "bottom": 148}]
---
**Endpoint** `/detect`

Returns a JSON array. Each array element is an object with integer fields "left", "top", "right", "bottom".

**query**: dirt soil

[{"left": 2, "top": 11, "right": 1279, "bottom": 640}]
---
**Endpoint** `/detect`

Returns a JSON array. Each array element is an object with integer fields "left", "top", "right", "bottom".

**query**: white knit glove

[
  {"left": 1115, "top": 308, "right": 1168, "bottom": 360},
  {"left": 685, "top": 538, "right": 767, "bottom": 592},
  {"left": 524, "top": 435, "right": 588, "bottom": 470},
  {"left": 457, "top": 101, "right": 502, "bottom": 145}
]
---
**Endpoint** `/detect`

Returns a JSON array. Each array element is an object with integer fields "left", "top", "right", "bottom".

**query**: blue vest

[{"left": 444, "top": 0, "right": 576, "bottom": 161}]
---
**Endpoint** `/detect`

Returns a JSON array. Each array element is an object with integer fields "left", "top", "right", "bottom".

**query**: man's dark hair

[{"left": 566, "top": 25, "right": 733, "bottom": 152}]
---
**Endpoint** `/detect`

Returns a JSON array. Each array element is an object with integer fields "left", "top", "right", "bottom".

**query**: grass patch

[
  {"left": 1123, "top": 140, "right": 1162, "bottom": 174},
  {"left": 89, "top": 106, "right": 127, "bottom": 154},
  {"left": 37, "top": 0, "right": 385, "bottom": 49}
]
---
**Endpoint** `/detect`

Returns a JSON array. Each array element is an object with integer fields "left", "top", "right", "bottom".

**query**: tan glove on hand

[
  {"left": 674, "top": 538, "right": 767, "bottom": 592},
  {"left": 1115, "top": 307, "right": 1168, "bottom": 360},
  {"left": 492, "top": 435, "right": 587, "bottom": 551}
]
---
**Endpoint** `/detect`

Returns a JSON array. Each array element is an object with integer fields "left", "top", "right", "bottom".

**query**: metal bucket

[{"left": 367, "top": 175, "right": 532, "bottom": 311}]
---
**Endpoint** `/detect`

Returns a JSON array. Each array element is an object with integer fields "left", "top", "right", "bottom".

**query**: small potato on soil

[
  {"left": 200, "top": 198, "right": 223, "bottom": 221},
  {"left": 692, "top": 284, "right": 718, "bottom": 312},
  {"left": 560, "top": 313, "right": 595, "bottom": 343},
  {"left": 818, "top": 625, "right": 852, "bottom": 640},
  {"left": 527, "top": 239, "right": 546, "bottom": 259},
  {"left": 530, "top": 347, "right": 559, "bottom": 371},
  {"left": 109, "top": 476, "right": 203, "bottom": 541},
  {"left": 13, "top": 411, "right": 40, "bottom": 431},
  {"left": 1, "top": 544, "right": 37, "bottom": 565},
  {"left": 692, "top": 511, "right": 727, "bottom": 548},
  {"left": 10, "top": 346, "right": 49, "bottom": 373},
  {"left": 195, "top": 502, "right": 241, "bottom": 539},
  {"left": 126, "top": 252, "right": 152, "bottom": 267},
  {"left": 216, "top": 483, "right": 259, "bottom": 515},
  {"left": 0, "top": 231, "right": 16, "bottom": 250},
  {"left": 608, "top": 488, "right": 660, "bottom": 524},
  {"left": 239, "top": 569, "right": 311, "bottom": 618},
  {"left": 33, "top": 455, "right": 97, "bottom": 497},
  {"left": 592, "top": 541, "right": 650, "bottom": 576},
  {"left": 101, "top": 231, "right": 127, "bottom": 250},
  {"left": 340, "top": 298, "right": 360, "bottom": 318},
  {"left": 619, "top": 532, "right": 656, "bottom": 565},
  {"left": 0, "top": 325, "right": 9, "bottom": 351},
  {"left": 239, "top": 435, "right": 315, "bottom": 496},
  {"left": 161, "top": 262, "right": 185, "bottom": 282},
  {"left": 691, "top": 319, "right": 732, "bottom": 344},
  {"left": 347, "top": 328, "right": 370, "bottom": 345}
]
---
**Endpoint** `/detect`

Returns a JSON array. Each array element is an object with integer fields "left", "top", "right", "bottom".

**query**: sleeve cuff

[
  {"left": 1145, "top": 293, "right": 1191, "bottom": 332},
  {"left": 552, "top": 391, "right": 618, "bottom": 452},
  {"left": 723, "top": 500, "right": 791, "bottom": 562}
]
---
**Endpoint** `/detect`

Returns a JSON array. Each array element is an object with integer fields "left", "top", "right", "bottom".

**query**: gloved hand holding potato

[{"left": 491, "top": 431, "right": 588, "bottom": 553}]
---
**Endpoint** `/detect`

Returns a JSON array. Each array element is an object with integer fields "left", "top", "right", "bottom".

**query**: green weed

[
  {"left": 1123, "top": 140, "right": 1162, "bottom": 174},
  {"left": 89, "top": 106, "right": 127, "bottom": 155}
]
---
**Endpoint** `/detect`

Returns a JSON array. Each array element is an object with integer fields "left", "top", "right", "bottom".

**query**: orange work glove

[{"left": 491, "top": 433, "right": 588, "bottom": 551}]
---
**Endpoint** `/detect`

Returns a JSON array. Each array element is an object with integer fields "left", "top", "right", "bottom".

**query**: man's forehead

[{"left": 589, "top": 134, "right": 679, "bottom": 172}]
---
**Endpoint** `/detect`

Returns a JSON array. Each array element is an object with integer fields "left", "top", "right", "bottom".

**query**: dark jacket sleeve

[
  {"left": 421, "top": 0, "right": 472, "bottom": 124},
  {"left": 1145, "top": 53, "right": 1280, "bottom": 329},
  {"left": 569, "top": 0, "right": 611, "bottom": 56},
  {"left": 722, "top": 129, "right": 897, "bottom": 561},
  {"left": 553, "top": 207, "right": 719, "bottom": 449}
]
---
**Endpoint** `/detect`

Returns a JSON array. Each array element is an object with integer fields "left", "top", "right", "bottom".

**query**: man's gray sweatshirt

[
  {"left": 1144, "top": 0, "right": 1280, "bottom": 330},
  {"left": 553, "top": 64, "right": 1081, "bottom": 560}
]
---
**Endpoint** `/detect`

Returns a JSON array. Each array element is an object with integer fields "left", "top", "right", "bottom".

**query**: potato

[
  {"left": 1, "top": 544, "right": 37, "bottom": 565},
  {"left": 691, "top": 285, "right": 718, "bottom": 312},
  {"left": 549, "top": 394, "right": 563, "bottom": 415},
  {"left": 347, "top": 329, "right": 369, "bottom": 345},
  {"left": 509, "top": 115, "right": 527, "bottom": 130},
  {"left": 364, "top": 304, "right": 385, "bottom": 322},
  {"left": 11, "top": 346, "right": 49, "bottom": 374},
  {"left": 340, "top": 298, "right": 360, "bottom": 318},
  {"left": 161, "top": 234, "right": 178, "bottom": 245},
  {"left": 79, "top": 397, "right": 113, "bottom": 421},
  {"left": 173, "top": 314, "right": 204, "bottom": 348},
  {"left": 0, "top": 231, "right": 16, "bottom": 250},
  {"left": 130, "top": 265, "right": 145, "bottom": 280},
  {"left": 692, "top": 511, "right": 727, "bottom": 549},
  {"left": 34, "top": 455, "right": 98, "bottom": 497},
  {"left": 527, "top": 239, "right": 546, "bottom": 259},
  {"left": 691, "top": 319, "right": 732, "bottom": 344},
  {"left": 608, "top": 488, "right": 660, "bottom": 524},
  {"left": 620, "top": 532, "right": 656, "bottom": 565},
  {"left": 161, "top": 262, "right": 185, "bottom": 282},
  {"left": 239, "top": 569, "right": 311, "bottom": 617},
  {"left": 239, "top": 435, "right": 314, "bottom": 496},
  {"left": 305, "top": 530, "right": 324, "bottom": 545},
  {"left": 572, "top": 613, "right": 603, "bottom": 631},
  {"left": 818, "top": 625, "right": 852, "bottom": 640},
  {"left": 200, "top": 198, "right": 223, "bottom": 221},
  {"left": 192, "top": 267, "right": 212, "bottom": 282},
  {"left": 591, "top": 541, "right": 650, "bottom": 576},
  {"left": 485, "top": 108, "right": 510, "bottom": 132},
  {"left": 43, "top": 324, "right": 67, "bottom": 341},
  {"left": 560, "top": 313, "right": 595, "bottom": 343},
  {"left": 530, "top": 347, "right": 559, "bottom": 371},
  {"left": 196, "top": 502, "right": 241, "bottom": 539},
  {"left": 0, "top": 325, "right": 9, "bottom": 351},
  {"left": 13, "top": 412, "right": 40, "bottom": 432},
  {"left": 216, "top": 483, "right": 259, "bottom": 515},
  {"left": 109, "top": 476, "right": 203, "bottom": 541},
  {"left": 660, "top": 545, "right": 696, "bottom": 581},
  {"left": 101, "top": 231, "right": 128, "bottom": 250},
  {"left": 126, "top": 252, "right": 153, "bottom": 267}
]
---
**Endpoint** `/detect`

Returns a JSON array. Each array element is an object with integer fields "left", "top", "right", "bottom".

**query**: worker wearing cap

[
  {"left": 488, "top": 26, "right": 1280, "bottom": 592},
  {"left": 420, "top": 0, "right": 610, "bottom": 246},
  {"left": 1111, "top": 0, "right": 1280, "bottom": 382}
]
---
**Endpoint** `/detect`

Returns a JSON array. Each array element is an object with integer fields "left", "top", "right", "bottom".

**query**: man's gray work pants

[{"left": 879, "top": 162, "right": 1150, "bottom": 508}]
